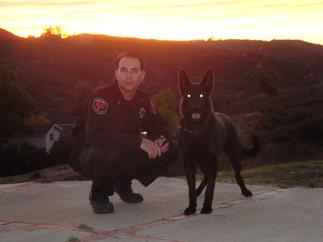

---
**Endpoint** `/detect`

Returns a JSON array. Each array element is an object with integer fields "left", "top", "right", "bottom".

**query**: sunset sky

[{"left": 1, "top": 0, "right": 323, "bottom": 44}]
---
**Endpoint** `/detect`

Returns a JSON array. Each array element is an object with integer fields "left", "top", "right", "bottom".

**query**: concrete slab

[
  {"left": 0, "top": 226, "right": 90, "bottom": 242},
  {"left": 138, "top": 187, "right": 323, "bottom": 242},
  {"left": 0, "top": 177, "right": 322, "bottom": 242}
]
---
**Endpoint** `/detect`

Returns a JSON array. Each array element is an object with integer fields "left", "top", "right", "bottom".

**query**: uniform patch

[
  {"left": 139, "top": 107, "right": 146, "bottom": 119},
  {"left": 93, "top": 98, "right": 108, "bottom": 115}
]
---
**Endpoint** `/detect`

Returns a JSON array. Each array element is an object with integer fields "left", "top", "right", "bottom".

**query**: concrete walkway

[{"left": 0, "top": 177, "right": 322, "bottom": 242}]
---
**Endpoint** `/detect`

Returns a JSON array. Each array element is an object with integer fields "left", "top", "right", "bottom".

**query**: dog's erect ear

[
  {"left": 178, "top": 70, "right": 191, "bottom": 94},
  {"left": 200, "top": 69, "right": 214, "bottom": 93}
]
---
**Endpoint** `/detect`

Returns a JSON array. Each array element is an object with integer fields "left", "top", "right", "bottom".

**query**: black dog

[{"left": 178, "top": 69, "right": 260, "bottom": 215}]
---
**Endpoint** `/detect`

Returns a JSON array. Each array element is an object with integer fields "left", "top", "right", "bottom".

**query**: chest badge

[
  {"left": 150, "top": 101, "right": 157, "bottom": 114},
  {"left": 139, "top": 107, "right": 146, "bottom": 119},
  {"left": 93, "top": 97, "right": 108, "bottom": 115}
]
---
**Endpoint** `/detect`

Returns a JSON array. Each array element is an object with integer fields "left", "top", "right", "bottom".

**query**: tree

[
  {"left": 152, "top": 89, "right": 178, "bottom": 139},
  {"left": 40, "top": 25, "right": 63, "bottom": 40},
  {"left": 0, "top": 66, "right": 35, "bottom": 140}
]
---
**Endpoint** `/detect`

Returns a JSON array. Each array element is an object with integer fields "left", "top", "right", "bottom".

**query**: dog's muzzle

[{"left": 192, "top": 113, "right": 201, "bottom": 121}]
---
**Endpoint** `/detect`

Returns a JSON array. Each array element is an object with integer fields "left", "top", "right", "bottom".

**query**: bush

[
  {"left": 152, "top": 88, "right": 179, "bottom": 138},
  {"left": 300, "top": 115, "right": 323, "bottom": 143},
  {"left": 0, "top": 143, "right": 48, "bottom": 177},
  {"left": 47, "top": 138, "right": 73, "bottom": 165},
  {"left": 0, "top": 135, "right": 74, "bottom": 177}
]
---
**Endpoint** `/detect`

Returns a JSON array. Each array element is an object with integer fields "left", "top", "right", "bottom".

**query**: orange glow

[{"left": 1, "top": 0, "right": 322, "bottom": 44}]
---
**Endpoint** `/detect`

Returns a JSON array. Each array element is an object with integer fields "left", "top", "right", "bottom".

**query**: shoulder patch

[{"left": 93, "top": 97, "right": 108, "bottom": 115}]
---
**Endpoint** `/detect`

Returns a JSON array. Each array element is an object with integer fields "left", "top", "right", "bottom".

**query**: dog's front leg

[
  {"left": 201, "top": 161, "right": 217, "bottom": 214},
  {"left": 196, "top": 175, "right": 207, "bottom": 196},
  {"left": 184, "top": 161, "right": 197, "bottom": 215}
]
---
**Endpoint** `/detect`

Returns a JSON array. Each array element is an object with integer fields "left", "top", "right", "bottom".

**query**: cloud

[
  {"left": 293, "top": 1, "right": 323, "bottom": 8},
  {"left": 0, "top": 0, "right": 93, "bottom": 7}
]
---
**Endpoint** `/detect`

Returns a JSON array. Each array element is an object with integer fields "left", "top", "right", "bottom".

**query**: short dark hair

[{"left": 115, "top": 52, "right": 145, "bottom": 70}]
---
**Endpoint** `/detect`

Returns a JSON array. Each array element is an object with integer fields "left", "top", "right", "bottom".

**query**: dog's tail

[{"left": 241, "top": 134, "right": 261, "bottom": 157}]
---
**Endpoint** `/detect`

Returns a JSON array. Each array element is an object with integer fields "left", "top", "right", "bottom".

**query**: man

[{"left": 70, "top": 52, "right": 178, "bottom": 214}]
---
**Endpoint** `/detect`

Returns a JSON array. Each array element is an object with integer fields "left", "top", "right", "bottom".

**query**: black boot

[
  {"left": 114, "top": 181, "right": 143, "bottom": 203},
  {"left": 89, "top": 191, "right": 114, "bottom": 214}
]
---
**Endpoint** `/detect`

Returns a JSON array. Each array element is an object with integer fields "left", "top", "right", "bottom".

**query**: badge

[
  {"left": 150, "top": 101, "right": 157, "bottom": 114},
  {"left": 93, "top": 98, "right": 108, "bottom": 115},
  {"left": 139, "top": 107, "right": 146, "bottom": 119}
]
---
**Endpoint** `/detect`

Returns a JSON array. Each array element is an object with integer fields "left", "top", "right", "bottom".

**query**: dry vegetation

[{"left": 1, "top": 28, "right": 323, "bottom": 179}]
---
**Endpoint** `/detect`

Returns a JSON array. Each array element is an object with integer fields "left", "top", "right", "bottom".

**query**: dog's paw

[
  {"left": 242, "top": 189, "right": 253, "bottom": 197},
  {"left": 200, "top": 206, "right": 212, "bottom": 214},
  {"left": 184, "top": 207, "right": 196, "bottom": 215}
]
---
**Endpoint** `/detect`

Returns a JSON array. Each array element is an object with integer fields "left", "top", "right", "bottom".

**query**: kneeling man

[{"left": 69, "top": 52, "right": 178, "bottom": 214}]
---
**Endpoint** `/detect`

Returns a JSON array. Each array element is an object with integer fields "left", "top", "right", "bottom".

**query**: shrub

[
  {"left": 47, "top": 136, "right": 73, "bottom": 165},
  {"left": 0, "top": 143, "right": 48, "bottom": 177},
  {"left": 300, "top": 115, "right": 323, "bottom": 143},
  {"left": 152, "top": 88, "right": 179, "bottom": 138}
]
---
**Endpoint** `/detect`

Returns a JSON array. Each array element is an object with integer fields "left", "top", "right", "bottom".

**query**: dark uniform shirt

[{"left": 84, "top": 82, "right": 166, "bottom": 149}]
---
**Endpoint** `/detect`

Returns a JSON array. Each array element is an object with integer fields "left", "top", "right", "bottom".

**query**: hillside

[{"left": 1, "top": 28, "right": 323, "bottom": 165}]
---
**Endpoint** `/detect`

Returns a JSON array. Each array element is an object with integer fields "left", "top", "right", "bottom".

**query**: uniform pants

[{"left": 77, "top": 142, "right": 178, "bottom": 196}]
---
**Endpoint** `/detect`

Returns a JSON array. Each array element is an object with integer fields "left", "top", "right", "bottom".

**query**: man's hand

[
  {"left": 160, "top": 142, "right": 169, "bottom": 154},
  {"left": 154, "top": 136, "right": 169, "bottom": 154},
  {"left": 140, "top": 137, "right": 161, "bottom": 159}
]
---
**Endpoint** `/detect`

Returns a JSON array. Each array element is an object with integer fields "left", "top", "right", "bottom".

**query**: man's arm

[
  {"left": 141, "top": 99, "right": 168, "bottom": 140},
  {"left": 141, "top": 96, "right": 170, "bottom": 154}
]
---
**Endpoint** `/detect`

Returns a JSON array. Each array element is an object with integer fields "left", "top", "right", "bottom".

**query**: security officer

[{"left": 70, "top": 52, "right": 178, "bottom": 214}]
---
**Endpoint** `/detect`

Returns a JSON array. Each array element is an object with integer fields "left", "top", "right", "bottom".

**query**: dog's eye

[
  {"left": 187, "top": 94, "right": 191, "bottom": 98},
  {"left": 200, "top": 94, "right": 204, "bottom": 98}
]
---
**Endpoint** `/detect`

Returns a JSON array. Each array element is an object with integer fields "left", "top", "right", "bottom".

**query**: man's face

[{"left": 115, "top": 57, "right": 145, "bottom": 94}]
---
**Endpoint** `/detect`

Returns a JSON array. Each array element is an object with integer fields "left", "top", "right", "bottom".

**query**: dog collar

[
  {"left": 180, "top": 126, "right": 201, "bottom": 135},
  {"left": 179, "top": 116, "right": 213, "bottom": 135}
]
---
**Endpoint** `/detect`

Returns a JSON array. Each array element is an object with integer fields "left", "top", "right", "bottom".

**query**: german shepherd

[{"left": 178, "top": 69, "right": 260, "bottom": 215}]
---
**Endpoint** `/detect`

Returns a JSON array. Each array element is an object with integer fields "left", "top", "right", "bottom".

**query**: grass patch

[
  {"left": 29, "top": 171, "right": 42, "bottom": 179},
  {"left": 66, "top": 236, "right": 80, "bottom": 242},
  {"left": 217, "top": 160, "right": 323, "bottom": 188},
  {"left": 78, "top": 223, "right": 94, "bottom": 232}
]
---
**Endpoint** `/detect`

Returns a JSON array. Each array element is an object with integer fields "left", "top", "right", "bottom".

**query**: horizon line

[{"left": 1, "top": 27, "right": 322, "bottom": 46}]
